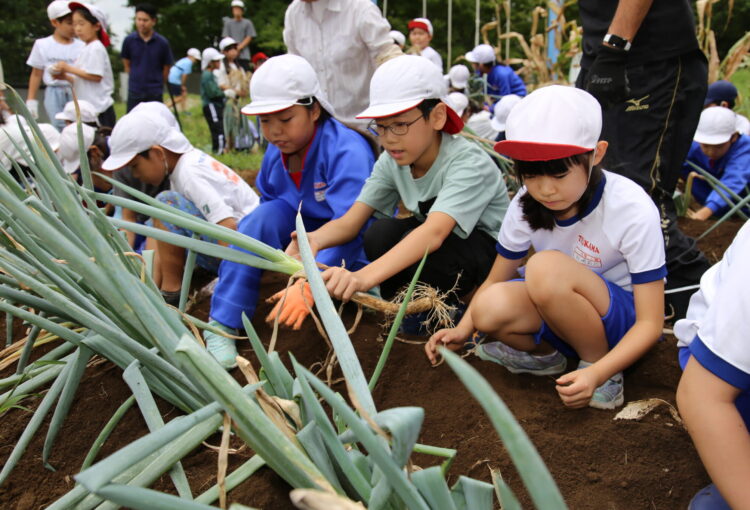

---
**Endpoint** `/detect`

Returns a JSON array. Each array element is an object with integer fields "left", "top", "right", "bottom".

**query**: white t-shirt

[
  {"left": 72, "top": 40, "right": 114, "bottom": 114},
  {"left": 675, "top": 221, "right": 750, "bottom": 384},
  {"left": 496, "top": 170, "right": 666, "bottom": 292},
  {"left": 26, "top": 36, "right": 85, "bottom": 87},
  {"left": 466, "top": 111, "right": 499, "bottom": 141},
  {"left": 419, "top": 46, "right": 443, "bottom": 70},
  {"left": 736, "top": 113, "right": 750, "bottom": 136},
  {"left": 170, "top": 148, "right": 259, "bottom": 224}
]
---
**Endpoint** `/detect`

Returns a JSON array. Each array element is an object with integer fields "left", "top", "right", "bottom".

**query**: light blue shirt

[{"left": 168, "top": 57, "right": 194, "bottom": 86}]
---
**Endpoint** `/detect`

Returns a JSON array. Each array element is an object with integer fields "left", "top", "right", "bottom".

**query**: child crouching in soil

[{"left": 426, "top": 86, "right": 665, "bottom": 410}]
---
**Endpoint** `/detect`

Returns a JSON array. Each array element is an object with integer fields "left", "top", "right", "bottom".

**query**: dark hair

[
  {"left": 298, "top": 97, "right": 331, "bottom": 125},
  {"left": 416, "top": 98, "right": 441, "bottom": 119},
  {"left": 90, "top": 127, "right": 112, "bottom": 159},
  {"left": 137, "top": 148, "right": 152, "bottom": 159},
  {"left": 513, "top": 151, "right": 603, "bottom": 231},
  {"left": 73, "top": 7, "right": 100, "bottom": 27},
  {"left": 56, "top": 12, "right": 73, "bottom": 23},
  {"left": 135, "top": 3, "right": 157, "bottom": 19}
]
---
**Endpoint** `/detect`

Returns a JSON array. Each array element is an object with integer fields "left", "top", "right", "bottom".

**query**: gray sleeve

[{"left": 245, "top": 18, "right": 257, "bottom": 38}]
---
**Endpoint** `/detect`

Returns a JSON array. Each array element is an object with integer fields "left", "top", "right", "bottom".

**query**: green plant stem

[{"left": 81, "top": 395, "right": 136, "bottom": 470}]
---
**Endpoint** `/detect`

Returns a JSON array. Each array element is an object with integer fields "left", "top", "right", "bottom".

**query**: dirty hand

[
  {"left": 584, "top": 45, "right": 629, "bottom": 108},
  {"left": 555, "top": 366, "right": 600, "bottom": 408},
  {"left": 321, "top": 266, "right": 365, "bottom": 302},
  {"left": 265, "top": 280, "right": 314, "bottom": 330},
  {"left": 425, "top": 328, "right": 469, "bottom": 365}
]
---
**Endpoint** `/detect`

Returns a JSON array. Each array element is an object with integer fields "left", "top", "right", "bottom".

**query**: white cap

[
  {"left": 69, "top": 3, "right": 111, "bottom": 47},
  {"left": 47, "top": 0, "right": 71, "bottom": 19},
  {"left": 408, "top": 18, "right": 433, "bottom": 36},
  {"left": 389, "top": 30, "right": 406, "bottom": 47},
  {"left": 446, "top": 92, "right": 469, "bottom": 117},
  {"left": 187, "top": 48, "right": 201, "bottom": 60},
  {"left": 356, "top": 55, "right": 464, "bottom": 135},
  {"left": 219, "top": 37, "right": 237, "bottom": 52},
  {"left": 231, "top": 0, "right": 244, "bottom": 8},
  {"left": 448, "top": 65, "right": 470, "bottom": 90},
  {"left": 0, "top": 123, "right": 61, "bottom": 169},
  {"left": 102, "top": 111, "right": 192, "bottom": 171},
  {"left": 241, "top": 54, "right": 335, "bottom": 117},
  {"left": 694, "top": 106, "right": 738, "bottom": 145},
  {"left": 495, "top": 85, "right": 601, "bottom": 161},
  {"left": 58, "top": 123, "right": 96, "bottom": 174},
  {"left": 201, "top": 47, "right": 224, "bottom": 70},
  {"left": 55, "top": 100, "right": 99, "bottom": 125},
  {"left": 490, "top": 94, "right": 522, "bottom": 132},
  {"left": 465, "top": 44, "right": 496, "bottom": 65},
  {"left": 130, "top": 101, "right": 179, "bottom": 130}
]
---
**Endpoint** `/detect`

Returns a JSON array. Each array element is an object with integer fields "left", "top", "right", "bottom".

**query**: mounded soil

[{"left": 0, "top": 217, "right": 742, "bottom": 509}]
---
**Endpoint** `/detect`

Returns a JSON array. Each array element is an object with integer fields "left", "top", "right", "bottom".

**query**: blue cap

[{"left": 705, "top": 80, "right": 738, "bottom": 107}]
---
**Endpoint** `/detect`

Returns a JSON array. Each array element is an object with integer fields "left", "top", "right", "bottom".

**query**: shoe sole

[{"left": 476, "top": 345, "right": 567, "bottom": 376}]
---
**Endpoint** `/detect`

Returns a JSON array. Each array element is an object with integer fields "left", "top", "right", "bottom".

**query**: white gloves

[
  {"left": 224, "top": 89, "right": 237, "bottom": 99},
  {"left": 25, "top": 99, "right": 39, "bottom": 119}
]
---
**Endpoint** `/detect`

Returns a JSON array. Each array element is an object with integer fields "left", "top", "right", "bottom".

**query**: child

[
  {"left": 0, "top": 120, "right": 61, "bottom": 182},
  {"left": 465, "top": 43, "right": 526, "bottom": 109},
  {"left": 216, "top": 37, "right": 253, "bottom": 151},
  {"left": 101, "top": 108, "right": 260, "bottom": 308},
  {"left": 221, "top": 0, "right": 256, "bottom": 71},
  {"left": 251, "top": 52, "right": 268, "bottom": 70},
  {"left": 465, "top": 98, "right": 498, "bottom": 141},
  {"left": 389, "top": 30, "right": 406, "bottom": 50},
  {"left": 704, "top": 79, "right": 750, "bottom": 135},
  {"left": 490, "top": 94, "right": 522, "bottom": 142},
  {"left": 167, "top": 48, "right": 201, "bottom": 110},
  {"left": 55, "top": 2, "right": 115, "bottom": 128},
  {"left": 55, "top": 99, "right": 99, "bottom": 127},
  {"left": 200, "top": 47, "right": 232, "bottom": 154},
  {"left": 446, "top": 64, "right": 470, "bottom": 93},
  {"left": 204, "top": 54, "right": 376, "bottom": 368},
  {"left": 425, "top": 86, "right": 665, "bottom": 410},
  {"left": 675, "top": 222, "right": 750, "bottom": 509},
  {"left": 681, "top": 106, "right": 750, "bottom": 221},
  {"left": 408, "top": 18, "right": 442, "bottom": 70},
  {"left": 283, "top": 55, "right": 509, "bottom": 329},
  {"left": 26, "top": 1, "right": 84, "bottom": 130}
]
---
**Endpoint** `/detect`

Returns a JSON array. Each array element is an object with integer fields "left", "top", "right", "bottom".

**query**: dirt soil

[{"left": 0, "top": 217, "right": 742, "bottom": 510}]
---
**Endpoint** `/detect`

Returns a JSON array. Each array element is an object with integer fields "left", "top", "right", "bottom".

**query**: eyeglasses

[{"left": 367, "top": 116, "right": 424, "bottom": 137}]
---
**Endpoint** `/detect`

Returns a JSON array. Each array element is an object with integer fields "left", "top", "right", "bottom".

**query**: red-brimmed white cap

[
  {"left": 495, "top": 85, "right": 601, "bottom": 161},
  {"left": 58, "top": 123, "right": 96, "bottom": 174},
  {"left": 102, "top": 111, "right": 192, "bottom": 171},
  {"left": 241, "top": 54, "right": 335, "bottom": 117},
  {"left": 465, "top": 44, "right": 495, "bottom": 64},
  {"left": 48, "top": 1, "right": 71, "bottom": 20},
  {"left": 69, "top": 2, "right": 111, "bottom": 47},
  {"left": 408, "top": 18, "right": 433, "bottom": 36},
  {"left": 694, "top": 106, "right": 738, "bottom": 145},
  {"left": 356, "top": 55, "right": 464, "bottom": 135},
  {"left": 490, "top": 94, "right": 522, "bottom": 132},
  {"left": 55, "top": 99, "right": 99, "bottom": 125}
]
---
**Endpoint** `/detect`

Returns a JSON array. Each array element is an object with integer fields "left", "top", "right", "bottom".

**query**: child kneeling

[{"left": 426, "top": 86, "right": 665, "bottom": 410}]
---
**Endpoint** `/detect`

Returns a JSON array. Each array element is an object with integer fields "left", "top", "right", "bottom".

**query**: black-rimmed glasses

[{"left": 367, "top": 116, "right": 424, "bottom": 137}]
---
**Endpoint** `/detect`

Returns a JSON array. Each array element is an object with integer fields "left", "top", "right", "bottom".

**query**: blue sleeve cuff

[
  {"left": 495, "top": 242, "right": 527, "bottom": 260},
  {"left": 630, "top": 264, "right": 667, "bottom": 284},
  {"left": 690, "top": 335, "right": 750, "bottom": 391}
]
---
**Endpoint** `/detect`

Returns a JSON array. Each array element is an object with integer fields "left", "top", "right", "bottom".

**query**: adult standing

[
  {"left": 222, "top": 0, "right": 256, "bottom": 72},
  {"left": 577, "top": 0, "right": 711, "bottom": 319},
  {"left": 283, "top": 0, "right": 401, "bottom": 127},
  {"left": 121, "top": 3, "right": 174, "bottom": 112}
]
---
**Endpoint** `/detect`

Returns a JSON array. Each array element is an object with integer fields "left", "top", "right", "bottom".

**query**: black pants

[
  {"left": 97, "top": 105, "right": 116, "bottom": 128},
  {"left": 578, "top": 50, "right": 711, "bottom": 318},
  {"left": 126, "top": 91, "right": 164, "bottom": 112},
  {"left": 363, "top": 216, "right": 497, "bottom": 300},
  {"left": 203, "top": 102, "right": 225, "bottom": 154}
]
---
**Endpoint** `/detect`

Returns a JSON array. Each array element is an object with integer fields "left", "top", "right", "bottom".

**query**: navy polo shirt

[{"left": 121, "top": 31, "right": 174, "bottom": 95}]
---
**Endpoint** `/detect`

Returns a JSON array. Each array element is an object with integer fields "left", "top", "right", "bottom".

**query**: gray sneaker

[
  {"left": 476, "top": 341, "right": 567, "bottom": 376},
  {"left": 589, "top": 372, "right": 624, "bottom": 410},
  {"left": 204, "top": 320, "right": 239, "bottom": 370}
]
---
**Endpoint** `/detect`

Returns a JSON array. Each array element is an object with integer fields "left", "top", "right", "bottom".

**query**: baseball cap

[
  {"left": 201, "top": 47, "right": 224, "bottom": 70},
  {"left": 490, "top": 94, "right": 522, "bottom": 132},
  {"left": 465, "top": 44, "right": 496, "bottom": 65},
  {"left": 241, "top": 54, "right": 335, "bottom": 116},
  {"left": 47, "top": 0, "right": 71, "bottom": 20},
  {"left": 704, "top": 80, "right": 738, "bottom": 107},
  {"left": 231, "top": 0, "right": 244, "bottom": 8},
  {"left": 408, "top": 18, "right": 433, "bottom": 36},
  {"left": 448, "top": 64, "right": 470, "bottom": 90},
  {"left": 356, "top": 55, "right": 464, "bottom": 135},
  {"left": 55, "top": 99, "right": 99, "bottom": 125},
  {"left": 68, "top": 2, "right": 111, "bottom": 47},
  {"left": 130, "top": 101, "right": 179, "bottom": 130},
  {"left": 495, "top": 85, "right": 601, "bottom": 161},
  {"left": 102, "top": 111, "right": 192, "bottom": 171},
  {"left": 389, "top": 30, "right": 406, "bottom": 46},
  {"left": 693, "top": 106, "right": 738, "bottom": 145},
  {"left": 446, "top": 92, "right": 469, "bottom": 117},
  {"left": 219, "top": 37, "right": 237, "bottom": 52},
  {"left": 187, "top": 48, "right": 201, "bottom": 60},
  {"left": 0, "top": 123, "right": 61, "bottom": 169},
  {"left": 251, "top": 52, "right": 268, "bottom": 65},
  {"left": 58, "top": 123, "right": 96, "bottom": 174}
]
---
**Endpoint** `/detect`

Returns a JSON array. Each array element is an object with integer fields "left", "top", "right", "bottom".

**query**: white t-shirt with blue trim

[
  {"left": 675, "top": 221, "right": 750, "bottom": 391},
  {"left": 496, "top": 170, "right": 666, "bottom": 292}
]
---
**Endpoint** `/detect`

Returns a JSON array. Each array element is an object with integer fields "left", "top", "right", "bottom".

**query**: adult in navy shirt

[{"left": 121, "top": 3, "right": 174, "bottom": 112}]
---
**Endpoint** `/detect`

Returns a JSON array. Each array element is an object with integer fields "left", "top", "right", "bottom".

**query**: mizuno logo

[{"left": 625, "top": 95, "right": 650, "bottom": 112}]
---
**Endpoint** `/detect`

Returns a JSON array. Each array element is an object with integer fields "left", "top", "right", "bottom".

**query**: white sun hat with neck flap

[{"left": 240, "top": 54, "right": 335, "bottom": 117}]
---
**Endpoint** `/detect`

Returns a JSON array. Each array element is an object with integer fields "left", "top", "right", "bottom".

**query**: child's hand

[
  {"left": 321, "top": 267, "right": 365, "bottom": 301},
  {"left": 285, "top": 232, "right": 321, "bottom": 261},
  {"left": 555, "top": 367, "right": 600, "bottom": 408},
  {"left": 425, "top": 328, "right": 469, "bottom": 365},
  {"left": 687, "top": 206, "right": 713, "bottom": 221},
  {"left": 54, "top": 61, "right": 68, "bottom": 73}
]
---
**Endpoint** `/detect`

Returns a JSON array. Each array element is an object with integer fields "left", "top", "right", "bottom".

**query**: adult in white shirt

[{"left": 283, "top": 0, "right": 401, "bottom": 127}]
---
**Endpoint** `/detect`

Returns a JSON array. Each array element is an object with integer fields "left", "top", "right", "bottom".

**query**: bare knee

[
  {"left": 525, "top": 251, "right": 573, "bottom": 306},
  {"left": 470, "top": 284, "right": 517, "bottom": 335}
]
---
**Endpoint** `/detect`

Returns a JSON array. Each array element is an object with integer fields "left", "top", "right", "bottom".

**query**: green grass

[{"left": 731, "top": 68, "right": 750, "bottom": 118}]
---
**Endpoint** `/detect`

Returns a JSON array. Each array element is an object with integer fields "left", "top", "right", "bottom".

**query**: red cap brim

[
  {"left": 493, "top": 141, "right": 591, "bottom": 161},
  {"left": 443, "top": 103, "right": 464, "bottom": 135},
  {"left": 408, "top": 21, "right": 430, "bottom": 34}
]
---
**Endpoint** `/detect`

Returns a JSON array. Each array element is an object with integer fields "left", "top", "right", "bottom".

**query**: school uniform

[
  {"left": 496, "top": 170, "right": 667, "bottom": 357},
  {"left": 357, "top": 133, "right": 509, "bottom": 299},
  {"left": 72, "top": 40, "right": 115, "bottom": 127},
  {"left": 675, "top": 221, "right": 750, "bottom": 428},
  {"left": 200, "top": 70, "right": 226, "bottom": 153},
  {"left": 483, "top": 64, "right": 527, "bottom": 103},
  {"left": 210, "top": 117, "right": 374, "bottom": 329}
]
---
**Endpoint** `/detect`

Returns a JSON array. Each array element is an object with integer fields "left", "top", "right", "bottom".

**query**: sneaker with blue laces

[
  {"left": 476, "top": 341, "right": 567, "bottom": 375},
  {"left": 204, "top": 320, "right": 239, "bottom": 370}
]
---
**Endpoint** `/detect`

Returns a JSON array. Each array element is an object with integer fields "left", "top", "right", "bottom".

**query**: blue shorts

[{"left": 515, "top": 276, "right": 636, "bottom": 358}]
